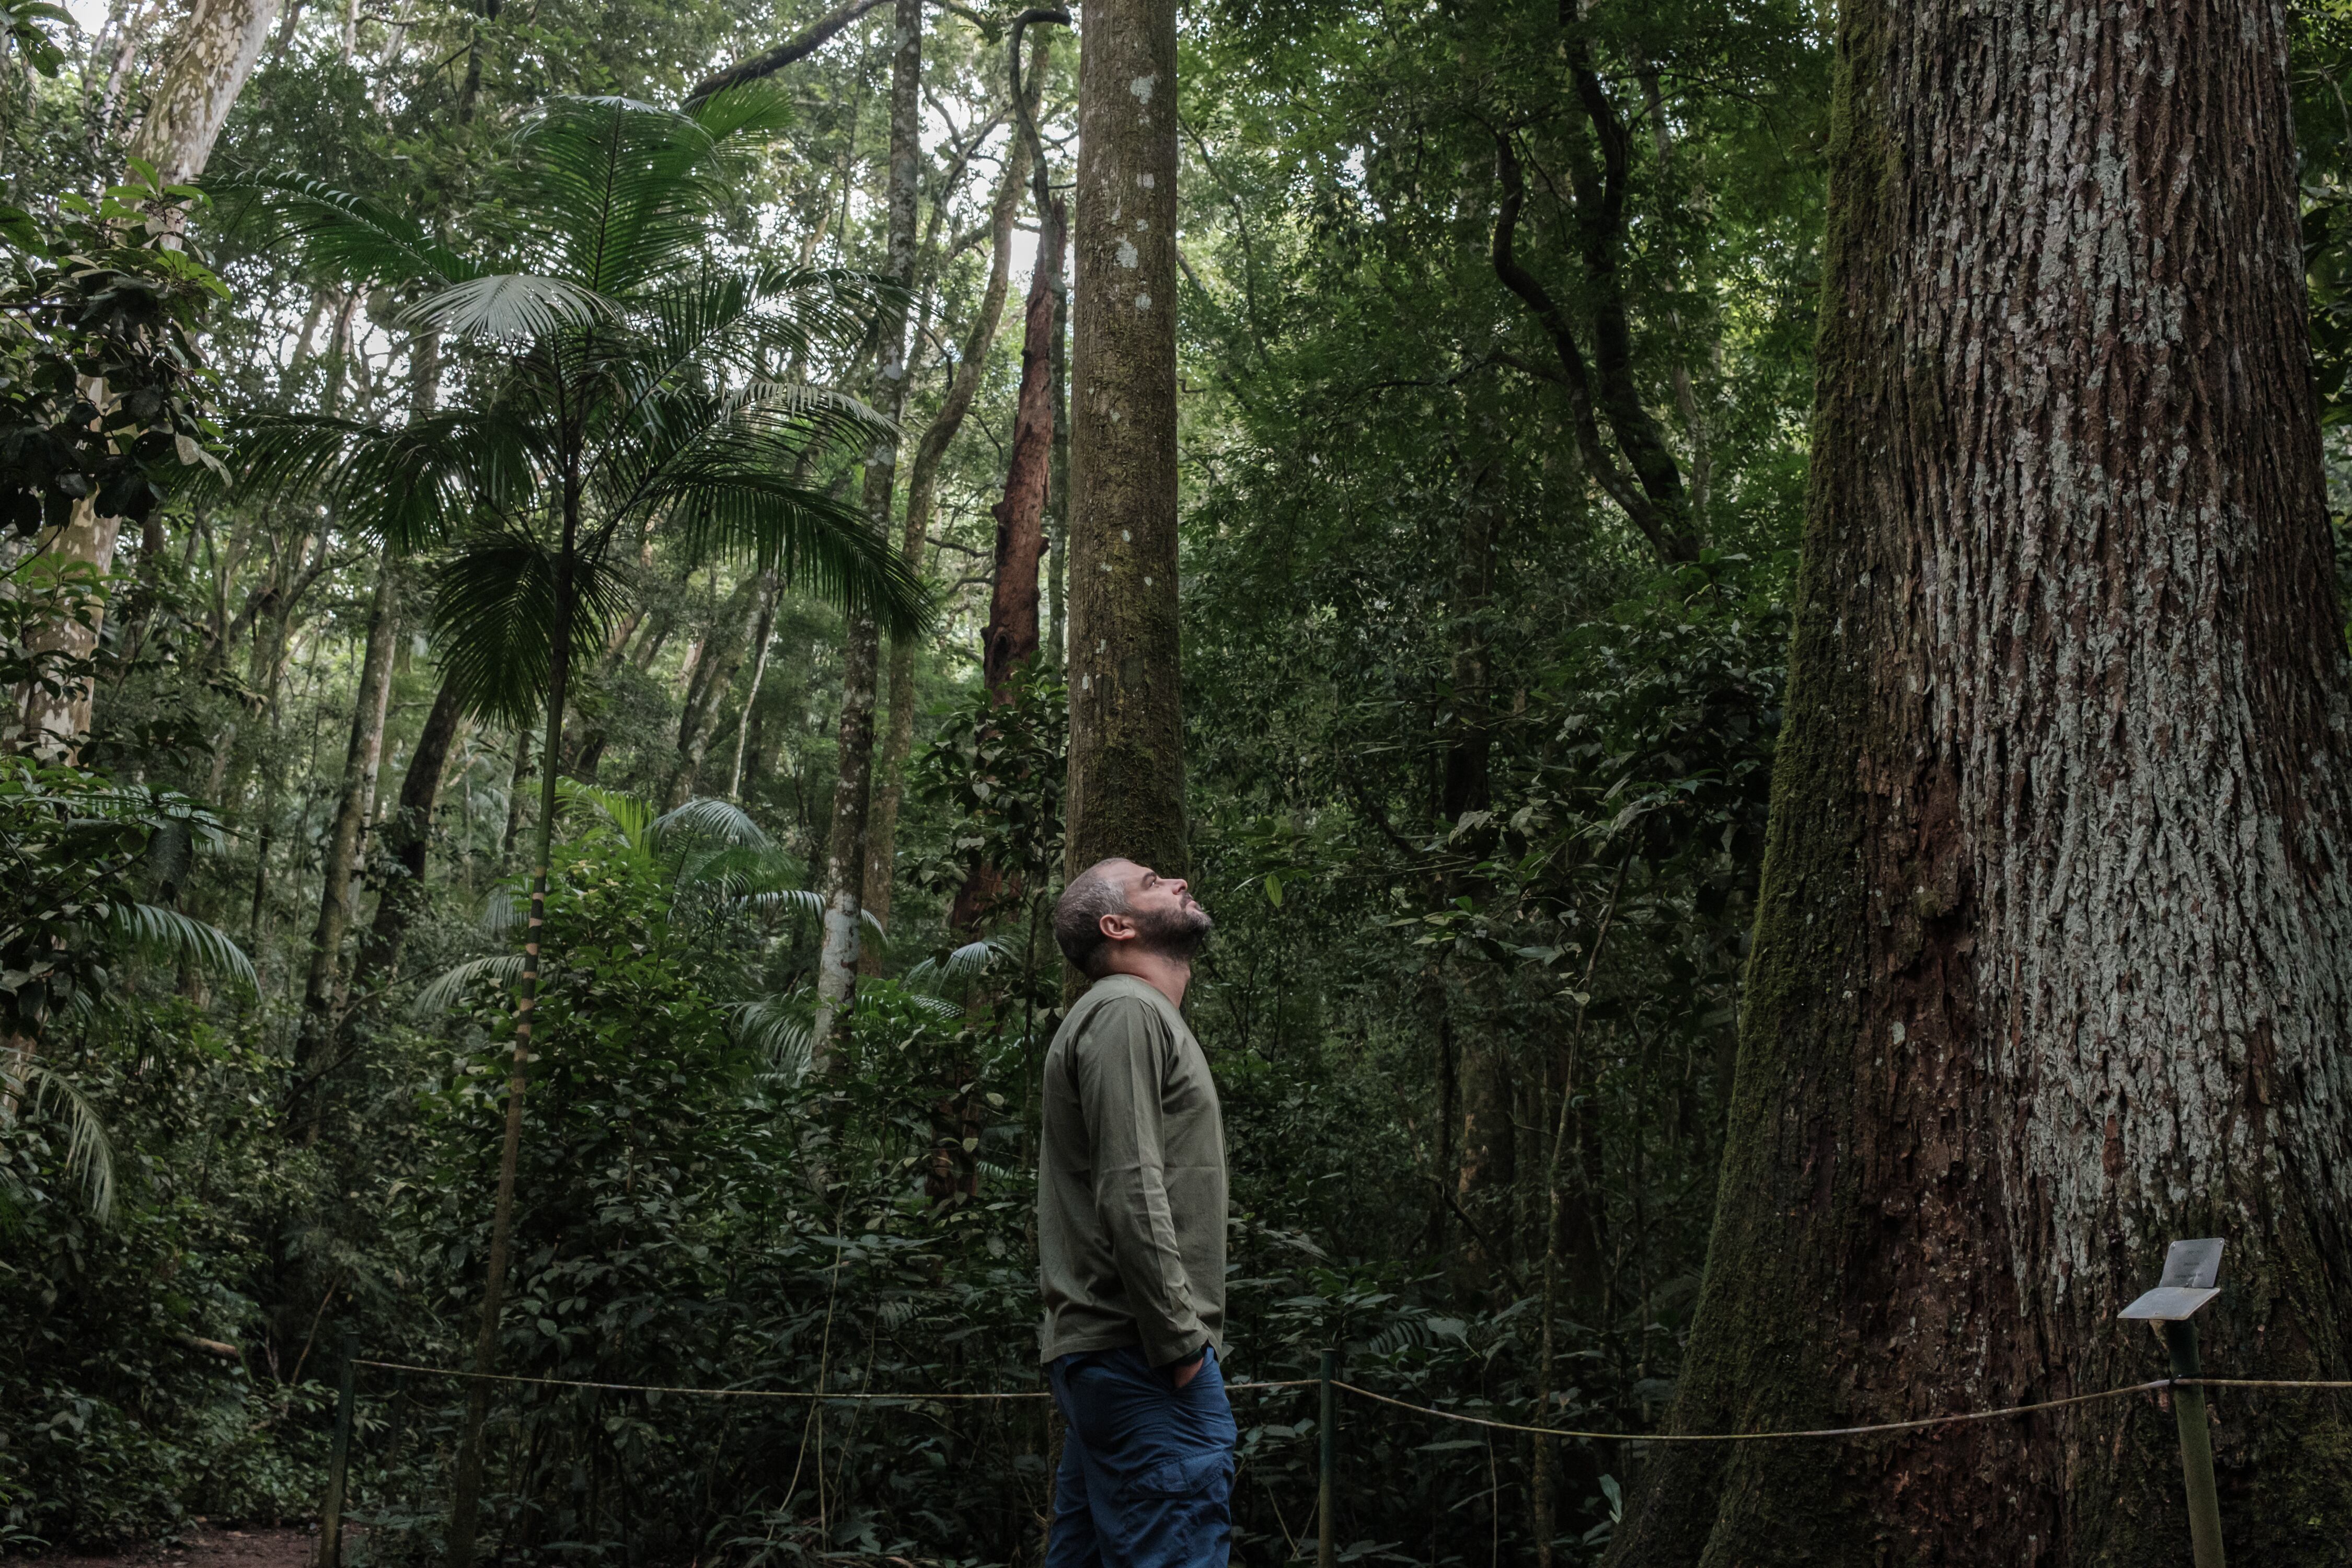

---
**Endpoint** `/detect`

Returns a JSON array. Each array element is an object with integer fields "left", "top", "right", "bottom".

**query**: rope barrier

[
  {"left": 1336, "top": 1378, "right": 2172, "bottom": 1443},
  {"left": 351, "top": 1358, "right": 2352, "bottom": 1443},
  {"left": 352, "top": 1358, "right": 1317, "bottom": 1400}
]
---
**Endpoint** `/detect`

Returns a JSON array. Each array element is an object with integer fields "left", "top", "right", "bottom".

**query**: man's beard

[{"left": 1134, "top": 897, "right": 1214, "bottom": 960}]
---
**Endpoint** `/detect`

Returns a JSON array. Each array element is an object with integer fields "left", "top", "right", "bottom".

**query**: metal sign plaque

[{"left": 2119, "top": 1238, "right": 2225, "bottom": 1322}]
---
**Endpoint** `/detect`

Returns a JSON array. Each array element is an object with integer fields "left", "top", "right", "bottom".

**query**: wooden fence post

[
  {"left": 1317, "top": 1348, "right": 1336, "bottom": 1568},
  {"left": 318, "top": 1331, "right": 358, "bottom": 1568}
]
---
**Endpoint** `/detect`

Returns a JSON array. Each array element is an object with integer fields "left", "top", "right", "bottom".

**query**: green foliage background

[{"left": 3, "top": 0, "right": 2350, "bottom": 1563}]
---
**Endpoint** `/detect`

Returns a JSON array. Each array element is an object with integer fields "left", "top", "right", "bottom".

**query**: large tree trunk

[
  {"left": 291, "top": 548, "right": 399, "bottom": 1123},
  {"left": 863, "top": 63, "right": 1041, "bottom": 943},
  {"left": 28, "top": 0, "right": 282, "bottom": 757},
  {"left": 810, "top": 0, "right": 921, "bottom": 1061},
  {"left": 1063, "top": 0, "right": 1183, "bottom": 885},
  {"left": 126, "top": 0, "right": 278, "bottom": 182},
  {"left": 950, "top": 192, "right": 1066, "bottom": 932},
  {"left": 1610, "top": 3, "right": 2352, "bottom": 1563}
]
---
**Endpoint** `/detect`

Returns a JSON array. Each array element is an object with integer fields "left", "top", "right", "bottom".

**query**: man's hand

[{"left": 1172, "top": 1347, "right": 1207, "bottom": 1388}]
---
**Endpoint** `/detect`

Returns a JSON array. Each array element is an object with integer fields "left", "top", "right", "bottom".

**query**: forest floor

[{"left": 31, "top": 1524, "right": 322, "bottom": 1568}]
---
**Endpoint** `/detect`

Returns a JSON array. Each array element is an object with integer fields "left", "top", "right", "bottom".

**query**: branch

[
  {"left": 1491, "top": 132, "right": 1686, "bottom": 565},
  {"left": 1008, "top": 8, "right": 1071, "bottom": 212},
  {"left": 690, "top": 0, "right": 1008, "bottom": 101},
  {"left": 689, "top": 0, "right": 964, "bottom": 102},
  {"left": 1564, "top": 64, "right": 1699, "bottom": 561}
]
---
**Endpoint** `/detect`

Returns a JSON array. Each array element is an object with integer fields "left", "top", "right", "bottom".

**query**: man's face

[{"left": 1114, "top": 861, "right": 1214, "bottom": 956}]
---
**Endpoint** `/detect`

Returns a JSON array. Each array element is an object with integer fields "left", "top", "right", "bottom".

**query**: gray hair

[{"left": 1053, "top": 859, "right": 1134, "bottom": 976}]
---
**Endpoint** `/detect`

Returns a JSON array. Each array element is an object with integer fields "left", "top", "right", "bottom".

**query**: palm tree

[{"left": 214, "top": 88, "right": 928, "bottom": 1565}]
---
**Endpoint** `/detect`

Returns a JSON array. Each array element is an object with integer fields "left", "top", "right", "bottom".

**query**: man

[{"left": 1039, "top": 857, "right": 1233, "bottom": 1567}]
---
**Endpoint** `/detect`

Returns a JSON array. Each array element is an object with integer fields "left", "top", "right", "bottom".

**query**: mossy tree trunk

[
  {"left": 1063, "top": 0, "right": 1184, "bottom": 884},
  {"left": 1609, "top": 3, "right": 2352, "bottom": 1563}
]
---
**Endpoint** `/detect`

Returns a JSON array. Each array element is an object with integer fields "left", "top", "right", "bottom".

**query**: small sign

[{"left": 2119, "top": 1238, "right": 2224, "bottom": 1322}]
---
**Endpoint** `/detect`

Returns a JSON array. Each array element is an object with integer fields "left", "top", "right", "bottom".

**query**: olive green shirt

[{"left": 1036, "top": 974, "right": 1227, "bottom": 1367}]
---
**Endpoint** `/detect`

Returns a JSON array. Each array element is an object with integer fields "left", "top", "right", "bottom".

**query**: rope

[
  {"left": 1333, "top": 1378, "right": 2174, "bottom": 1443},
  {"left": 351, "top": 1358, "right": 2352, "bottom": 1442},
  {"left": 352, "top": 1358, "right": 1317, "bottom": 1400}
]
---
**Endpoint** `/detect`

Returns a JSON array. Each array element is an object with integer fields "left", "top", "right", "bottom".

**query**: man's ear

[{"left": 1097, "top": 910, "right": 1137, "bottom": 944}]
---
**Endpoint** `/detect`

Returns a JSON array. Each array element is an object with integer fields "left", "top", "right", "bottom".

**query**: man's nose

[{"left": 1167, "top": 877, "right": 1188, "bottom": 896}]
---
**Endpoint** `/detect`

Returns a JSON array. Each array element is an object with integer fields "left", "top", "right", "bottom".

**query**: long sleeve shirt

[{"left": 1036, "top": 974, "right": 1227, "bottom": 1367}]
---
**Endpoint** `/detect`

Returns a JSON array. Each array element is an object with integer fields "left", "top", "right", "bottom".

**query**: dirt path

[{"left": 30, "top": 1522, "right": 319, "bottom": 1568}]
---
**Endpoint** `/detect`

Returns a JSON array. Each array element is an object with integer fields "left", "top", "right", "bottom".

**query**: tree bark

[
  {"left": 291, "top": 547, "right": 399, "bottom": 1119},
  {"left": 13, "top": 504, "right": 121, "bottom": 760},
  {"left": 982, "top": 192, "right": 1063, "bottom": 700},
  {"left": 810, "top": 0, "right": 921, "bottom": 1060},
  {"left": 1610, "top": 3, "right": 2352, "bottom": 1562},
  {"left": 346, "top": 668, "right": 469, "bottom": 1006},
  {"left": 665, "top": 572, "right": 761, "bottom": 809},
  {"left": 950, "top": 191, "right": 1066, "bottom": 931},
  {"left": 1063, "top": 0, "right": 1184, "bottom": 885},
  {"left": 1045, "top": 255, "right": 1070, "bottom": 668},
  {"left": 864, "top": 48, "right": 1043, "bottom": 942},
  {"left": 125, "top": 0, "right": 279, "bottom": 183},
  {"left": 727, "top": 572, "right": 780, "bottom": 800}
]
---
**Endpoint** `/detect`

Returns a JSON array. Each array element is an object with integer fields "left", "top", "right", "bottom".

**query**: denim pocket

[{"left": 1129, "top": 1448, "right": 1235, "bottom": 1500}]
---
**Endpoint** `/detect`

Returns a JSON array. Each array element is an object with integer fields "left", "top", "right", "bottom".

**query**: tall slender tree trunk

[
  {"left": 446, "top": 477, "right": 580, "bottom": 1568},
  {"left": 666, "top": 573, "right": 760, "bottom": 809},
  {"left": 728, "top": 572, "right": 779, "bottom": 800},
  {"left": 864, "top": 53, "right": 1042, "bottom": 942},
  {"left": 1610, "top": 3, "right": 2352, "bottom": 1562},
  {"left": 495, "top": 727, "right": 528, "bottom": 862},
  {"left": 810, "top": 0, "right": 920, "bottom": 1059},
  {"left": 1063, "top": 0, "right": 1183, "bottom": 885},
  {"left": 950, "top": 193, "right": 1065, "bottom": 931},
  {"left": 1044, "top": 245, "right": 1070, "bottom": 668},
  {"left": 346, "top": 668, "right": 468, "bottom": 1006},
  {"left": 291, "top": 548, "right": 399, "bottom": 1123}
]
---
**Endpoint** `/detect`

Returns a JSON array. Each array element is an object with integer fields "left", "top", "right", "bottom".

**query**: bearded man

[{"left": 1037, "top": 858, "right": 1233, "bottom": 1568}]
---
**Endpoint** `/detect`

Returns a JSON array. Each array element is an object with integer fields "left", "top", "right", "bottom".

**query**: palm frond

[
  {"left": 1, "top": 1053, "right": 117, "bottom": 1223},
  {"left": 480, "top": 886, "right": 521, "bottom": 933},
  {"left": 902, "top": 933, "right": 1024, "bottom": 995},
  {"left": 556, "top": 778, "right": 653, "bottom": 855},
  {"left": 102, "top": 903, "right": 256, "bottom": 989},
  {"left": 652, "top": 463, "right": 930, "bottom": 635},
  {"left": 203, "top": 174, "right": 479, "bottom": 289},
  {"left": 430, "top": 526, "right": 629, "bottom": 726},
  {"left": 514, "top": 97, "right": 732, "bottom": 296},
  {"left": 729, "top": 995, "right": 813, "bottom": 1079},
  {"left": 741, "top": 887, "right": 825, "bottom": 920},
  {"left": 655, "top": 797, "right": 768, "bottom": 849},
  {"left": 400, "top": 273, "right": 620, "bottom": 341},
  {"left": 233, "top": 408, "right": 545, "bottom": 553},
  {"left": 410, "top": 954, "right": 527, "bottom": 1018},
  {"left": 685, "top": 80, "right": 798, "bottom": 144}
]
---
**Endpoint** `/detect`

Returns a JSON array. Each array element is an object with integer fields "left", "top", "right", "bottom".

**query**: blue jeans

[{"left": 1046, "top": 1344, "right": 1237, "bottom": 1568}]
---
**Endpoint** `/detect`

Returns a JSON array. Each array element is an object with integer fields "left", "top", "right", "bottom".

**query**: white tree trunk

[{"left": 125, "top": 0, "right": 280, "bottom": 183}]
